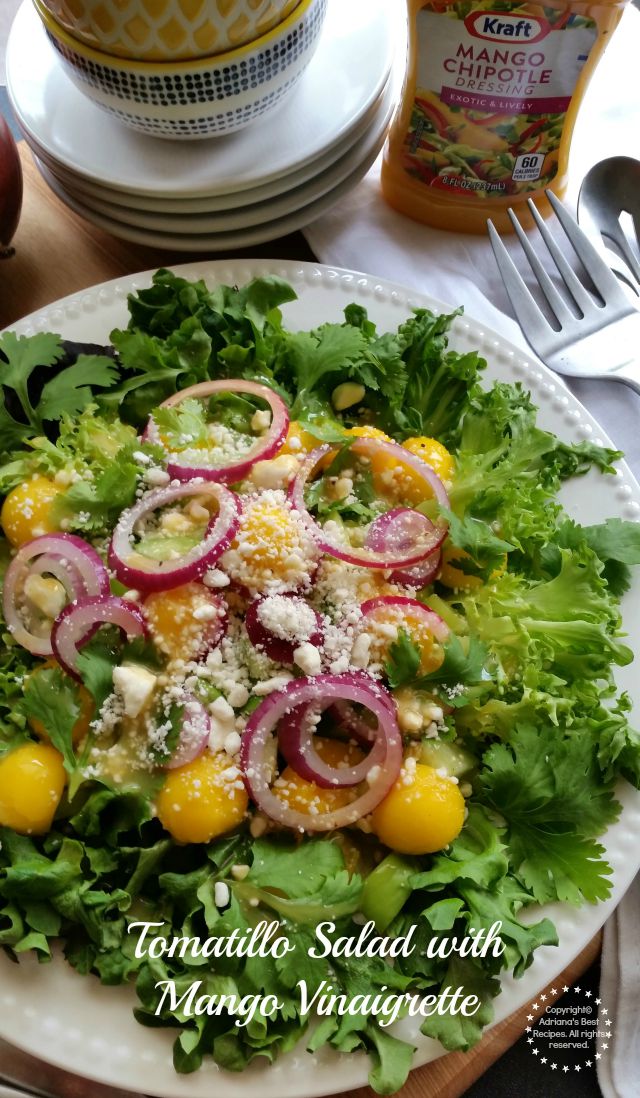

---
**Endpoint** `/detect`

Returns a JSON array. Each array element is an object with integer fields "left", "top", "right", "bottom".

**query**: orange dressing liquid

[{"left": 381, "top": 0, "right": 628, "bottom": 233}]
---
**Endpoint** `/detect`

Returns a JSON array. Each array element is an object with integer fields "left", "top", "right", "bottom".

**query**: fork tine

[
  {"left": 545, "top": 190, "right": 630, "bottom": 304},
  {"left": 487, "top": 219, "right": 553, "bottom": 345},
  {"left": 527, "top": 199, "right": 600, "bottom": 315},
  {"left": 507, "top": 207, "right": 575, "bottom": 326}
]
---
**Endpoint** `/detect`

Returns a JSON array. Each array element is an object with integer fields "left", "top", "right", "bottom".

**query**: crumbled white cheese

[
  {"left": 202, "top": 568, "right": 230, "bottom": 588},
  {"left": 227, "top": 683, "right": 250, "bottom": 708},
  {"left": 192, "top": 603, "right": 220, "bottom": 622},
  {"left": 230, "top": 864, "right": 250, "bottom": 881},
  {"left": 210, "top": 696, "right": 235, "bottom": 724},
  {"left": 251, "top": 408, "right": 271, "bottom": 432},
  {"left": 253, "top": 673, "right": 294, "bottom": 696},
  {"left": 257, "top": 594, "right": 317, "bottom": 643},
  {"left": 350, "top": 631, "right": 371, "bottom": 670},
  {"left": 293, "top": 642, "right": 322, "bottom": 676},
  {"left": 112, "top": 664, "right": 157, "bottom": 718},
  {"left": 248, "top": 454, "right": 300, "bottom": 490},
  {"left": 145, "top": 467, "right": 170, "bottom": 487},
  {"left": 224, "top": 730, "right": 241, "bottom": 756}
]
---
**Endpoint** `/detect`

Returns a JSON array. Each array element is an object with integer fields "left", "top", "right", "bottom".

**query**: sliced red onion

[
  {"left": 389, "top": 550, "right": 443, "bottom": 588},
  {"left": 240, "top": 672, "right": 403, "bottom": 831},
  {"left": 145, "top": 379, "right": 289, "bottom": 484},
  {"left": 277, "top": 703, "right": 388, "bottom": 788},
  {"left": 245, "top": 594, "right": 324, "bottom": 664},
  {"left": 108, "top": 481, "right": 241, "bottom": 593},
  {"left": 2, "top": 534, "right": 110, "bottom": 656},
  {"left": 52, "top": 595, "right": 147, "bottom": 678},
  {"left": 163, "top": 694, "right": 210, "bottom": 770},
  {"left": 366, "top": 508, "right": 444, "bottom": 586},
  {"left": 360, "top": 595, "right": 450, "bottom": 644},
  {"left": 290, "top": 441, "right": 448, "bottom": 569}
]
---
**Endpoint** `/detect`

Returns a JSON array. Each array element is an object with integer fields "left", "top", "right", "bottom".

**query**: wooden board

[
  {"left": 0, "top": 144, "right": 315, "bottom": 330},
  {"left": 0, "top": 141, "right": 603, "bottom": 1098}
]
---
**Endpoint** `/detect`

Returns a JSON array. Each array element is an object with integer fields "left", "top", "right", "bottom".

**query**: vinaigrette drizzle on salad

[{"left": 0, "top": 270, "right": 638, "bottom": 1090}]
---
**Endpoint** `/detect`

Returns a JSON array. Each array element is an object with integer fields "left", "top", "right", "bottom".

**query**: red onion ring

[
  {"left": 290, "top": 440, "right": 448, "bottom": 569},
  {"left": 366, "top": 508, "right": 444, "bottom": 586},
  {"left": 277, "top": 703, "right": 388, "bottom": 788},
  {"left": 52, "top": 595, "right": 147, "bottom": 679},
  {"left": 108, "top": 481, "right": 241, "bottom": 592},
  {"left": 163, "top": 694, "right": 210, "bottom": 770},
  {"left": 145, "top": 379, "right": 289, "bottom": 484},
  {"left": 389, "top": 551, "right": 443, "bottom": 588},
  {"left": 2, "top": 534, "right": 110, "bottom": 656},
  {"left": 360, "top": 595, "right": 450, "bottom": 645},
  {"left": 239, "top": 672, "right": 403, "bottom": 831},
  {"left": 245, "top": 594, "right": 324, "bottom": 664}
]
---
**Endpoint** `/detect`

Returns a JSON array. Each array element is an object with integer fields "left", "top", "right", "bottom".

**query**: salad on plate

[{"left": 0, "top": 269, "right": 639, "bottom": 1093}]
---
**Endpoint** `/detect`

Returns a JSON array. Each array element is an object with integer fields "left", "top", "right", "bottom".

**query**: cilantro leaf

[
  {"left": 0, "top": 333, "right": 118, "bottom": 450},
  {"left": 477, "top": 724, "right": 618, "bottom": 904},
  {"left": 440, "top": 509, "right": 514, "bottom": 579},
  {"left": 416, "top": 634, "right": 489, "bottom": 687},
  {"left": 75, "top": 641, "right": 118, "bottom": 712},
  {"left": 420, "top": 956, "right": 499, "bottom": 1052},
  {"left": 287, "top": 325, "right": 377, "bottom": 394},
  {"left": 148, "top": 703, "right": 183, "bottom": 765},
  {"left": 19, "top": 667, "right": 82, "bottom": 773},
  {"left": 37, "top": 356, "right": 119, "bottom": 422},
  {"left": 385, "top": 629, "right": 421, "bottom": 688}
]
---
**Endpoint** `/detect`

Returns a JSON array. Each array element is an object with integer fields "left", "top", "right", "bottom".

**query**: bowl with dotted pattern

[
  {"left": 33, "top": 0, "right": 326, "bottom": 139},
  {"left": 36, "top": 0, "right": 301, "bottom": 62}
]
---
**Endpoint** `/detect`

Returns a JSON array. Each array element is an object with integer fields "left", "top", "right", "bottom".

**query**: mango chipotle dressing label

[{"left": 403, "top": 3, "right": 597, "bottom": 197}]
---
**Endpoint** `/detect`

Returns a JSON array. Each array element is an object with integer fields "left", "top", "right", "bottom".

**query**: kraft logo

[{"left": 464, "top": 10, "right": 550, "bottom": 43}]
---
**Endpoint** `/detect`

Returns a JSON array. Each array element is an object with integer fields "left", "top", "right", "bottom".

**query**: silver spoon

[{"left": 578, "top": 156, "right": 640, "bottom": 291}]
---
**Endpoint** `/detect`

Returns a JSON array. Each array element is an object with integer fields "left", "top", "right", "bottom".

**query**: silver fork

[{"left": 488, "top": 191, "right": 640, "bottom": 394}]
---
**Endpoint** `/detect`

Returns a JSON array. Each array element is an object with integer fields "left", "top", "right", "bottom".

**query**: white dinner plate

[
  {"left": 32, "top": 101, "right": 393, "bottom": 250},
  {"left": 7, "top": 0, "right": 395, "bottom": 198},
  {"left": 2, "top": 259, "right": 640, "bottom": 1098},
  {"left": 22, "top": 70, "right": 392, "bottom": 216},
  {"left": 33, "top": 78, "right": 396, "bottom": 234}
]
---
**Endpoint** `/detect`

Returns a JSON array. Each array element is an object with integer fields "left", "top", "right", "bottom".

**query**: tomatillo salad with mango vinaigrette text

[{"left": 0, "top": 270, "right": 639, "bottom": 1091}]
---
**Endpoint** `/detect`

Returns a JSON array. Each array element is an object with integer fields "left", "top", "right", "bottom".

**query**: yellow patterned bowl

[
  {"left": 36, "top": 0, "right": 301, "bottom": 61},
  {"left": 33, "top": 0, "right": 327, "bottom": 139}
]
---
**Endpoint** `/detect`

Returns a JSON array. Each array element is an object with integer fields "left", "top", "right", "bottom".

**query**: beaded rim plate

[{"left": 2, "top": 260, "right": 640, "bottom": 1098}]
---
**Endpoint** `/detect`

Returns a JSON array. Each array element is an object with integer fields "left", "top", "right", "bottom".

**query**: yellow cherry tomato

[
  {"left": 274, "top": 738, "right": 365, "bottom": 816},
  {"left": 439, "top": 544, "right": 508, "bottom": 591},
  {"left": 366, "top": 603, "right": 445, "bottom": 676},
  {"left": 371, "top": 763, "right": 465, "bottom": 854},
  {"left": 0, "top": 742, "right": 66, "bottom": 835},
  {"left": 345, "top": 425, "right": 393, "bottom": 444},
  {"left": 157, "top": 751, "right": 248, "bottom": 844},
  {"left": 402, "top": 437, "right": 455, "bottom": 485},
  {"left": 221, "top": 494, "right": 315, "bottom": 593},
  {"left": 278, "top": 421, "right": 321, "bottom": 456},
  {"left": 1, "top": 477, "right": 63, "bottom": 547},
  {"left": 28, "top": 660, "right": 94, "bottom": 746},
  {"left": 346, "top": 427, "right": 444, "bottom": 506},
  {"left": 144, "top": 582, "right": 223, "bottom": 661}
]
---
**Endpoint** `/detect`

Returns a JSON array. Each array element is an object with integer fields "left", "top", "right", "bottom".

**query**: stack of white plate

[{"left": 6, "top": 0, "right": 399, "bottom": 251}]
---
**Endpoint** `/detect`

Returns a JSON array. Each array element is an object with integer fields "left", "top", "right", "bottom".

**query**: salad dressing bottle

[{"left": 381, "top": 0, "right": 629, "bottom": 233}]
